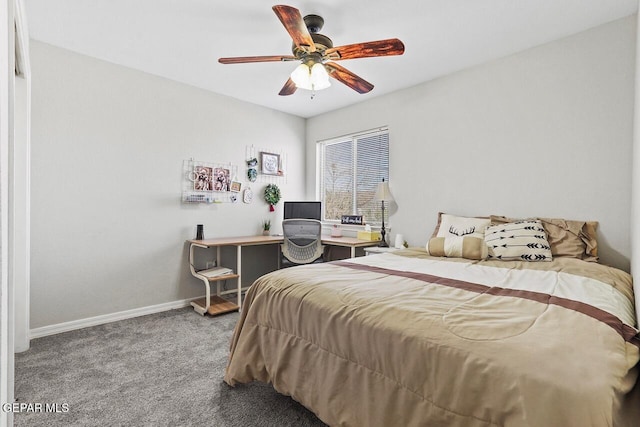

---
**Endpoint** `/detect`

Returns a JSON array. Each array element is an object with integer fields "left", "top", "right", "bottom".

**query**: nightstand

[{"left": 364, "top": 246, "right": 400, "bottom": 256}]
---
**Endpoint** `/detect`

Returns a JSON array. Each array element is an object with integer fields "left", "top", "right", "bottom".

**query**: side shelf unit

[{"left": 188, "top": 242, "right": 241, "bottom": 316}]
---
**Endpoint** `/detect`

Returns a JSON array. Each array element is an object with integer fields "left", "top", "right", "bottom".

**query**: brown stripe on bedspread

[{"left": 332, "top": 261, "right": 640, "bottom": 347}]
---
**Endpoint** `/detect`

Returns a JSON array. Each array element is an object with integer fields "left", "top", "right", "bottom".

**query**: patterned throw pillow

[
  {"left": 490, "top": 215, "right": 598, "bottom": 262},
  {"left": 484, "top": 220, "right": 552, "bottom": 261}
]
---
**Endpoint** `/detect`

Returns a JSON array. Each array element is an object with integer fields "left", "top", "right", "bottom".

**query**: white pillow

[
  {"left": 484, "top": 220, "right": 552, "bottom": 261},
  {"left": 436, "top": 214, "right": 490, "bottom": 239}
]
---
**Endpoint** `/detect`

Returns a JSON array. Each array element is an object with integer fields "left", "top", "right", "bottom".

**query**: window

[{"left": 317, "top": 128, "right": 389, "bottom": 224}]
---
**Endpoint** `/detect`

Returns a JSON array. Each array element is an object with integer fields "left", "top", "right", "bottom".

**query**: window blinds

[{"left": 319, "top": 128, "right": 389, "bottom": 223}]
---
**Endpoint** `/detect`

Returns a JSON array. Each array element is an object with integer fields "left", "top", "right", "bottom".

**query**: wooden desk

[
  {"left": 187, "top": 234, "right": 378, "bottom": 315},
  {"left": 320, "top": 236, "right": 381, "bottom": 258}
]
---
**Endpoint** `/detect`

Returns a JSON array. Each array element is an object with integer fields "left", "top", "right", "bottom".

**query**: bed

[{"left": 224, "top": 215, "right": 640, "bottom": 427}]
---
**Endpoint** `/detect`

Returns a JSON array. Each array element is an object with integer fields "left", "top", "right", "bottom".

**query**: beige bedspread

[{"left": 224, "top": 250, "right": 640, "bottom": 427}]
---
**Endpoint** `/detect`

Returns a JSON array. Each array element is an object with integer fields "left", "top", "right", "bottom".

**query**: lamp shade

[{"left": 374, "top": 178, "right": 395, "bottom": 203}]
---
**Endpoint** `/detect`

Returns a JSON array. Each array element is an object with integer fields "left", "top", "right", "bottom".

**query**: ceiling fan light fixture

[
  {"left": 310, "top": 62, "right": 331, "bottom": 90},
  {"left": 290, "top": 63, "right": 312, "bottom": 89},
  {"left": 290, "top": 61, "right": 331, "bottom": 91}
]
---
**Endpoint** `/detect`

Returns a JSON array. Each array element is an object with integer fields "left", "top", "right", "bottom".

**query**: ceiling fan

[{"left": 218, "top": 5, "right": 405, "bottom": 96}]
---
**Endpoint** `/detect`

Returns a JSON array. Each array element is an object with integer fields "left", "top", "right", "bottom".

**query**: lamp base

[
  {"left": 379, "top": 226, "right": 388, "bottom": 247},
  {"left": 379, "top": 199, "right": 388, "bottom": 247}
]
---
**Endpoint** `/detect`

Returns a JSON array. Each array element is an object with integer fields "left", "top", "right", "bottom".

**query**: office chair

[{"left": 281, "top": 219, "right": 325, "bottom": 266}]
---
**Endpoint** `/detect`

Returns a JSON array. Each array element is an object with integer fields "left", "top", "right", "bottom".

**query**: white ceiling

[{"left": 24, "top": 0, "right": 638, "bottom": 118}]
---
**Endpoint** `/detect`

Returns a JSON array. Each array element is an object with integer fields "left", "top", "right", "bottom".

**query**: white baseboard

[{"left": 29, "top": 297, "right": 203, "bottom": 339}]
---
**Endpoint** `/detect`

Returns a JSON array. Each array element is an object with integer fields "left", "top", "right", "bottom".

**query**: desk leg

[
  {"left": 216, "top": 247, "right": 221, "bottom": 296},
  {"left": 237, "top": 245, "right": 242, "bottom": 309},
  {"left": 277, "top": 244, "right": 281, "bottom": 269},
  {"left": 351, "top": 246, "right": 356, "bottom": 258}
]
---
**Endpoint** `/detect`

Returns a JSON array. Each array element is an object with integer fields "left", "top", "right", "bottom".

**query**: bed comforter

[{"left": 224, "top": 249, "right": 640, "bottom": 427}]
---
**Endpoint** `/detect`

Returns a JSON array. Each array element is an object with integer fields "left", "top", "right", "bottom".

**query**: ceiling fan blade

[
  {"left": 272, "top": 5, "right": 316, "bottom": 52},
  {"left": 218, "top": 55, "right": 296, "bottom": 64},
  {"left": 325, "top": 62, "right": 374, "bottom": 94},
  {"left": 278, "top": 78, "right": 297, "bottom": 96},
  {"left": 324, "top": 38, "right": 405, "bottom": 60}
]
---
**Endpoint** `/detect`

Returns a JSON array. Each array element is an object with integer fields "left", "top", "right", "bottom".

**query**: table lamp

[{"left": 374, "top": 178, "right": 395, "bottom": 247}]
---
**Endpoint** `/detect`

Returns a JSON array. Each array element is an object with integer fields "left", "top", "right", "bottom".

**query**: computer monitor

[{"left": 283, "top": 201, "right": 322, "bottom": 221}]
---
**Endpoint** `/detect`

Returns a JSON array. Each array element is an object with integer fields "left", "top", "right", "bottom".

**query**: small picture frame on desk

[{"left": 341, "top": 215, "right": 364, "bottom": 225}]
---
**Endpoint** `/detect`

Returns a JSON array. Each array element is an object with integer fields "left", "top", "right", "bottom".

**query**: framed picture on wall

[
  {"left": 230, "top": 181, "right": 242, "bottom": 192},
  {"left": 261, "top": 152, "right": 280, "bottom": 176},
  {"left": 213, "top": 167, "right": 231, "bottom": 192},
  {"left": 193, "top": 166, "right": 213, "bottom": 191}
]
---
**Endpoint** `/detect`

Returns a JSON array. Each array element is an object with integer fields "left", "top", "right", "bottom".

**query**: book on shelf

[{"left": 197, "top": 266, "right": 233, "bottom": 278}]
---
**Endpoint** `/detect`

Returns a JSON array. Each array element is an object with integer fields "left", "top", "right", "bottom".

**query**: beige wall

[
  {"left": 307, "top": 16, "right": 636, "bottom": 271},
  {"left": 29, "top": 42, "right": 306, "bottom": 328}
]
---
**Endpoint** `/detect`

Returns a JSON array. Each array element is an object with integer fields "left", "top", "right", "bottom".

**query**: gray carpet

[{"left": 14, "top": 308, "right": 328, "bottom": 427}]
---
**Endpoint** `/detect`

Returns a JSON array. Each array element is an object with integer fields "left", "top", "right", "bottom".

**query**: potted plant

[{"left": 262, "top": 220, "right": 271, "bottom": 236}]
